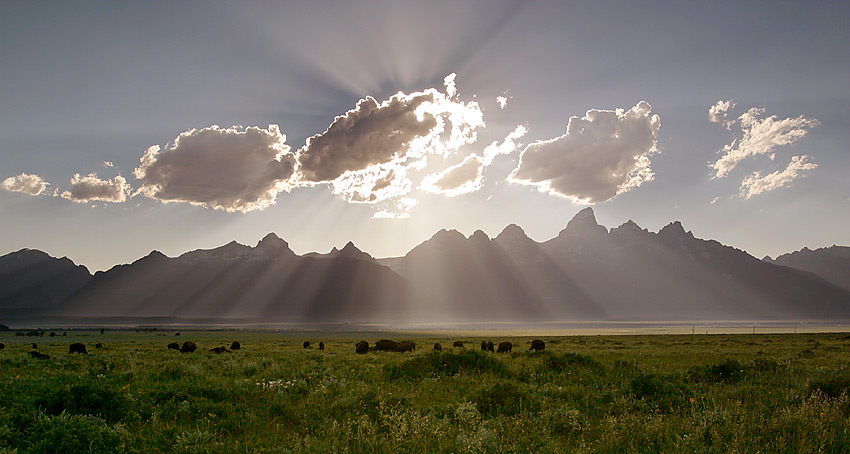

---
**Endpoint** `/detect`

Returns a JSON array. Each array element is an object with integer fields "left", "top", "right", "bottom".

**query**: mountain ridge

[{"left": 2, "top": 209, "right": 849, "bottom": 323}]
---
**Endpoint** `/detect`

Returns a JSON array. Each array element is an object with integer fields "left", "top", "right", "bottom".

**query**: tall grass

[{"left": 0, "top": 331, "right": 848, "bottom": 452}]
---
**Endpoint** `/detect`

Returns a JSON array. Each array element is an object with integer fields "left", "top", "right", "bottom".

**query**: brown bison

[
  {"left": 453, "top": 341, "right": 464, "bottom": 348},
  {"left": 209, "top": 346, "right": 230, "bottom": 354},
  {"left": 396, "top": 341, "right": 415, "bottom": 352},
  {"left": 29, "top": 351, "right": 50, "bottom": 359},
  {"left": 95, "top": 343, "right": 103, "bottom": 349},
  {"left": 167, "top": 342, "right": 180, "bottom": 350},
  {"left": 180, "top": 341, "right": 197, "bottom": 353},
  {"left": 69, "top": 343, "right": 87, "bottom": 354},
  {"left": 355, "top": 340, "right": 369, "bottom": 354},
  {"left": 375, "top": 339, "right": 398, "bottom": 352},
  {"left": 0, "top": 343, "right": 5, "bottom": 350},
  {"left": 230, "top": 341, "right": 241, "bottom": 350},
  {"left": 319, "top": 342, "right": 325, "bottom": 351},
  {"left": 530, "top": 339, "right": 545, "bottom": 351},
  {"left": 32, "top": 343, "right": 38, "bottom": 349},
  {"left": 481, "top": 340, "right": 494, "bottom": 352},
  {"left": 497, "top": 341, "right": 512, "bottom": 353},
  {"left": 434, "top": 342, "right": 442, "bottom": 351},
  {"left": 303, "top": 341, "right": 311, "bottom": 349}
]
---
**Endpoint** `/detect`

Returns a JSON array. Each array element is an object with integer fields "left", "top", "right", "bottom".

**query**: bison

[
  {"left": 355, "top": 340, "right": 369, "bottom": 354},
  {"left": 319, "top": 342, "right": 325, "bottom": 351},
  {"left": 29, "top": 351, "right": 50, "bottom": 359},
  {"left": 530, "top": 339, "right": 545, "bottom": 351},
  {"left": 230, "top": 341, "right": 241, "bottom": 350},
  {"left": 180, "top": 341, "right": 197, "bottom": 353},
  {"left": 396, "top": 341, "right": 415, "bottom": 352},
  {"left": 167, "top": 342, "right": 180, "bottom": 350},
  {"left": 481, "top": 341, "right": 494, "bottom": 352},
  {"left": 497, "top": 342, "right": 512, "bottom": 353},
  {"left": 303, "top": 341, "right": 311, "bottom": 349},
  {"left": 0, "top": 343, "right": 4, "bottom": 350},
  {"left": 453, "top": 341, "right": 464, "bottom": 348},
  {"left": 434, "top": 342, "right": 442, "bottom": 351},
  {"left": 69, "top": 343, "right": 87, "bottom": 354},
  {"left": 375, "top": 339, "right": 398, "bottom": 352},
  {"left": 32, "top": 343, "right": 38, "bottom": 349},
  {"left": 95, "top": 343, "right": 103, "bottom": 349},
  {"left": 209, "top": 346, "right": 230, "bottom": 354}
]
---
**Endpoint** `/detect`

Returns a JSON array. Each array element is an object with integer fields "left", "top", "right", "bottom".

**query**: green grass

[{"left": 1, "top": 330, "right": 849, "bottom": 453}]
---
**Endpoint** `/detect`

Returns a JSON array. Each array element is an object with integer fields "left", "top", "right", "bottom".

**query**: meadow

[{"left": 1, "top": 329, "right": 849, "bottom": 453}]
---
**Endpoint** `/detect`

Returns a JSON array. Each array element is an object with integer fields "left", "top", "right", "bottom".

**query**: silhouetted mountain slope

[
  {"left": 766, "top": 246, "right": 850, "bottom": 292},
  {"left": 61, "top": 236, "right": 412, "bottom": 322},
  {"left": 0, "top": 249, "right": 91, "bottom": 312},
  {"left": 540, "top": 210, "right": 850, "bottom": 320},
  {"left": 3, "top": 215, "right": 850, "bottom": 323}
]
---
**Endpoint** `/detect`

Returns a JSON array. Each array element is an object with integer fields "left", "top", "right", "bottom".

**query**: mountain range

[{"left": 1, "top": 208, "right": 849, "bottom": 324}]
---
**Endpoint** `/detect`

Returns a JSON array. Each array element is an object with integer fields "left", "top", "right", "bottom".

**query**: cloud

[
  {"left": 710, "top": 106, "right": 819, "bottom": 179},
  {"left": 421, "top": 155, "right": 485, "bottom": 196},
  {"left": 739, "top": 155, "right": 817, "bottom": 199},
  {"left": 372, "top": 197, "right": 418, "bottom": 219},
  {"left": 482, "top": 124, "right": 527, "bottom": 164},
  {"left": 708, "top": 100, "right": 735, "bottom": 127},
  {"left": 444, "top": 73, "right": 457, "bottom": 99},
  {"left": 421, "top": 124, "right": 527, "bottom": 197},
  {"left": 296, "top": 87, "right": 483, "bottom": 184},
  {"left": 101, "top": 161, "right": 115, "bottom": 168},
  {"left": 496, "top": 96, "right": 508, "bottom": 109},
  {"left": 134, "top": 125, "right": 295, "bottom": 213},
  {"left": 61, "top": 173, "right": 130, "bottom": 203},
  {"left": 1, "top": 173, "right": 50, "bottom": 196},
  {"left": 509, "top": 101, "right": 661, "bottom": 204},
  {"left": 331, "top": 163, "right": 413, "bottom": 203}
]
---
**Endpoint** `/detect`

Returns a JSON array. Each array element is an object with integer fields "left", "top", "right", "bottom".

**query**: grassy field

[{"left": 1, "top": 329, "right": 849, "bottom": 453}]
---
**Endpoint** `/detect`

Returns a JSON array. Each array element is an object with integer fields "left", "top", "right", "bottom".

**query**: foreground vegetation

[{"left": 1, "top": 330, "right": 849, "bottom": 453}]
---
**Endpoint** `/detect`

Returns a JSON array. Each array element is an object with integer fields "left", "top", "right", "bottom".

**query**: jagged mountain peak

[
  {"left": 338, "top": 241, "right": 375, "bottom": 261},
  {"left": 469, "top": 230, "right": 490, "bottom": 242},
  {"left": 559, "top": 207, "right": 608, "bottom": 238},
  {"left": 658, "top": 221, "right": 694, "bottom": 241}
]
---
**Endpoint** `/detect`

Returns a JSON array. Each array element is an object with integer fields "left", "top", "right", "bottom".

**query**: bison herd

[
  {"left": 354, "top": 339, "right": 545, "bottom": 354},
  {"left": 7, "top": 335, "right": 546, "bottom": 358}
]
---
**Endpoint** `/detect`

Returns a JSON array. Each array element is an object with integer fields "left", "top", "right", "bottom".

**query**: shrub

[
  {"left": 474, "top": 382, "right": 537, "bottom": 417},
  {"left": 384, "top": 350, "right": 509, "bottom": 381},
  {"left": 27, "top": 412, "right": 121, "bottom": 454},
  {"left": 691, "top": 359, "right": 746, "bottom": 383},
  {"left": 810, "top": 375, "right": 850, "bottom": 398},
  {"left": 36, "top": 382, "right": 126, "bottom": 423},
  {"left": 540, "top": 352, "right": 602, "bottom": 373},
  {"left": 629, "top": 373, "right": 687, "bottom": 411}
]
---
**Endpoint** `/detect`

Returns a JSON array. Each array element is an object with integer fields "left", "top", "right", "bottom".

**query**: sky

[{"left": 1, "top": 1, "right": 849, "bottom": 272}]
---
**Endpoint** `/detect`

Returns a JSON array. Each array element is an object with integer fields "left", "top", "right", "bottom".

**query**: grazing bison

[
  {"left": 453, "top": 341, "right": 464, "bottom": 348},
  {"left": 355, "top": 340, "right": 369, "bottom": 354},
  {"left": 29, "top": 351, "right": 50, "bottom": 359},
  {"left": 497, "top": 342, "right": 512, "bottom": 353},
  {"left": 32, "top": 343, "right": 38, "bottom": 349},
  {"left": 530, "top": 340, "right": 545, "bottom": 351},
  {"left": 303, "top": 341, "right": 311, "bottom": 349},
  {"left": 167, "top": 342, "right": 180, "bottom": 350},
  {"left": 69, "top": 343, "right": 87, "bottom": 354},
  {"left": 434, "top": 342, "right": 442, "bottom": 351},
  {"left": 0, "top": 343, "right": 4, "bottom": 350},
  {"left": 95, "top": 343, "right": 103, "bottom": 349},
  {"left": 180, "top": 341, "right": 197, "bottom": 353},
  {"left": 230, "top": 341, "right": 241, "bottom": 350},
  {"left": 375, "top": 339, "right": 399, "bottom": 352},
  {"left": 209, "top": 346, "right": 230, "bottom": 354},
  {"left": 481, "top": 341, "right": 494, "bottom": 352},
  {"left": 319, "top": 342, "right": 325, "bottom": 351},
  {"left": 396, "top": 341, "right": 415, "bottom": 352}
]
